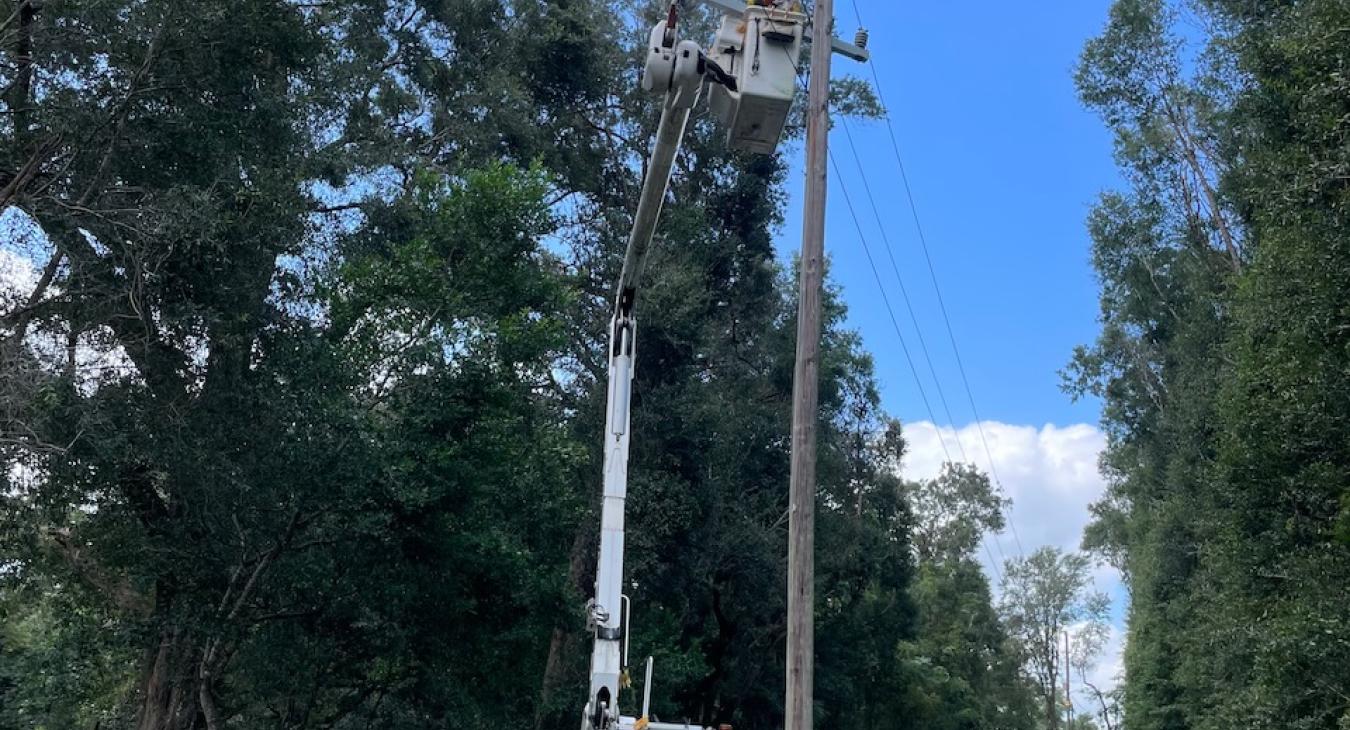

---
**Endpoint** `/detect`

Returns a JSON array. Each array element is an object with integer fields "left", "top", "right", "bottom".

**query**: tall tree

[
  {"left": 897, "top": 463, "right": 1038, "bottom": 730},
  {"left": 999, "top": 547, "right": 1109, "bottom": 730},
  {"left": 1, "top": 0, "right": 622, "bottom": 725},
  {"left": 1073, "top": 1, "right": 1350, "bottom": 727},
  {"left": 908, "top": 463, "right": 1008, "bottom": 565},
  {"left": 1, "top": 2, "right": 939, "bottom": 730}
]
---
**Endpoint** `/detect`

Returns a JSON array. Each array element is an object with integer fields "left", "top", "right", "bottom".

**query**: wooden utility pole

[
  {"left": 786, "top": 2, "right": 834, "bottom": 730},
  {"left": 1064, "top": 630, "right": 1073, "bottom": 729}
]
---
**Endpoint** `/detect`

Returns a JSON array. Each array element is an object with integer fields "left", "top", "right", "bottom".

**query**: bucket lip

[{"left": 743, "top": 5, "right": 807, "bottom": 23}]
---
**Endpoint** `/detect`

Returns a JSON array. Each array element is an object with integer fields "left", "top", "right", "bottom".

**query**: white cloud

[
  {"left": 900, "top": 420, "right": 1127, "bottom": 697},
  {"left": 901, "top": 420, "right": 1107, "bottom": 557}
]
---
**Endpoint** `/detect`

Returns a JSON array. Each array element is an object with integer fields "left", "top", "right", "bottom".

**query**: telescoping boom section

[{"left": 581, "top": 3, "right": 803, "bottom": 730}]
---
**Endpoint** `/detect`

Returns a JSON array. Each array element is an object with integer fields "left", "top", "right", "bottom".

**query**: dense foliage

[
  {"left": 1072, "top": 1, "right": 1350, "bottom": 728},
  {"left": 0, "top": 1, "right": 1039, "bottom": 729}
]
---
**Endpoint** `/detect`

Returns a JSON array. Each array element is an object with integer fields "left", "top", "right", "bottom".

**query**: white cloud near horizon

[
  {"left": 901, "top": 420, "right": 1108, "bottom": 556},
  {"left": 900, "top": 420, "right": 1126, "bottom": 700}
]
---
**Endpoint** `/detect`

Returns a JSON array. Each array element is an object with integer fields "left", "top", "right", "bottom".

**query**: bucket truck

[
  {"left": 581, "top": 2, "right": 868, "bottom": 727},
  {"left": 580, "top": 4, "right": 806, "bottom": 730}
]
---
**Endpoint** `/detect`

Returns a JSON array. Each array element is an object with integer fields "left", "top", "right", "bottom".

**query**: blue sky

[
  {"left": 769, "top": 0, "right": 1129, "bottom": 697},
  {"left": 778, "top": 0, "right": 1121, "bottom": 428}
]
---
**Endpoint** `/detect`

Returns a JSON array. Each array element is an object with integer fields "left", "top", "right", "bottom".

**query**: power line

[
  {"left": 837, "top": 116, "right": 968, "bottom": 463},
  {"left": 837, "top": 115, "right": 1013, "bottom": 570},
  {"left": 794, "top": 20, "right": 1019, "bottom": 569},
  {"left": 827, "top": 152, "right": 954, "bottom": 466},
  {"left": 826, "top": 151, "right": 1009, "bottom": 582},
  {"left": 848, "top": 2, "right": 1026, "bottom": 558}
]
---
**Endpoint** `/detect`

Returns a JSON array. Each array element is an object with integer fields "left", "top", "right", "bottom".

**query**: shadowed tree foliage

[{"left": 0, "top": 1, "right": 1015, "bottom": 729}]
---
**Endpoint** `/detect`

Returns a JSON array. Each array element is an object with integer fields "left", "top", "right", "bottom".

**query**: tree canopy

[
  {"left": 0, "top": 1, "right": 1039, "bottom": 729},
  {"left": 1073, "top": 1, "right": 1350, "bottom": 728}
]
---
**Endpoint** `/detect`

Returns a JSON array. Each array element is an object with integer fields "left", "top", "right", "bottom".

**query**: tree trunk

[
  {"left": 136, "top": 625, "right": 201, "bottom": 730},
  {"left": 1043, "top": 677, "right": 1059, "bottom": 730}
]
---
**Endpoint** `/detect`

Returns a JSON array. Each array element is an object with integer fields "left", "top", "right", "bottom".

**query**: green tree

[
  {"left": 999, "top": 547, "right": 1109, "bottom": 730},
  {"left": 908, "top": 463, "right": 1009, "bottom": 565},
  {"left": 1, "top": 0, "right": 619, "bottom": 725},
  {"left": 1073, "top": 0, "right": 1350, "bottom": 727},
  {"left": 895, "top": 463, "right": 1038, "bottom": 730}
]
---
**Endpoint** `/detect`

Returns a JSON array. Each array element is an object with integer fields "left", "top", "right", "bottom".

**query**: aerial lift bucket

[{"left": 707, "top": 5, "right": 806, "bottom": 154}]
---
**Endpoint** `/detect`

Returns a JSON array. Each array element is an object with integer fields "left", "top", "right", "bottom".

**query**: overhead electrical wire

[
  {"left": 828, "top": 151, "right": 1006, "bottom": 583},
  {"left": 837, "top": 116, "right": 969, "bottom": 464},
  {"left": 786, "top": 43, "right": 1001, "bottom": 574},
  {"left": 827, "top": 152, "right": 955, "bottom": 466},
  {"left": 845, "top": 0, "right": 1027, "bottom": 558},
  {"left": 790, "top": 17, "right": 1019, "bottom": 568},
  {"left": 836, "top": 115, "right": 1010, "bottom": 567}
]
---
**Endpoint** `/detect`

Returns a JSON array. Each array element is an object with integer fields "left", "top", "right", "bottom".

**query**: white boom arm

[{"left": 583, "top": 4, "right": 804, "bottom": 730}]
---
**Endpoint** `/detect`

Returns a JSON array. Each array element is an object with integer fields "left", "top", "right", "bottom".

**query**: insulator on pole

[{"left": 854, "top": 26, "right": 869, "bottom": 50}]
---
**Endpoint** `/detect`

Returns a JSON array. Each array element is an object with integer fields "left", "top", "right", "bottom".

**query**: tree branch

[
  {"left": 46, "top": 527, "right": 154, "bottom": 616},
  {"left": 1, "top": 250, "right": 64, "bottom": 344},
  {"left": 0, "top": 134, "right": 62, "bottom": 210}
]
